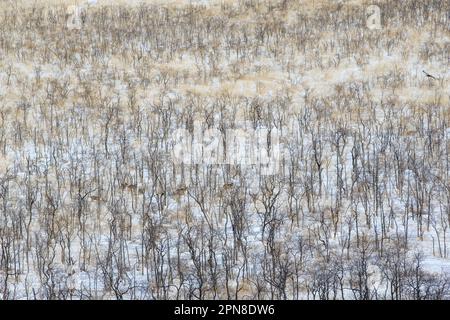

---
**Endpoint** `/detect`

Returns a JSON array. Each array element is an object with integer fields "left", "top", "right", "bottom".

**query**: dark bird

[{"left": 423, "top": 70, "right": 437, "bottom": 80}]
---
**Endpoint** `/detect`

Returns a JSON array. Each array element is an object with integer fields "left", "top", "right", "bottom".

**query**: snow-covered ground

[{"left": 0, "top": 0, "right": 449, "bottom": 299}]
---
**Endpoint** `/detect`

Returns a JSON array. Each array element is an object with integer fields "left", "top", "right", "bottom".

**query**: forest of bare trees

[{"left": 0, "top": 0, "right": 449, "bottom": 299}]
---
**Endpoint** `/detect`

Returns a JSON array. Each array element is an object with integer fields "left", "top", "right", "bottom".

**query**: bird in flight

[{"left": 423, "top": 70, "right": 437, "bottom": 80}]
